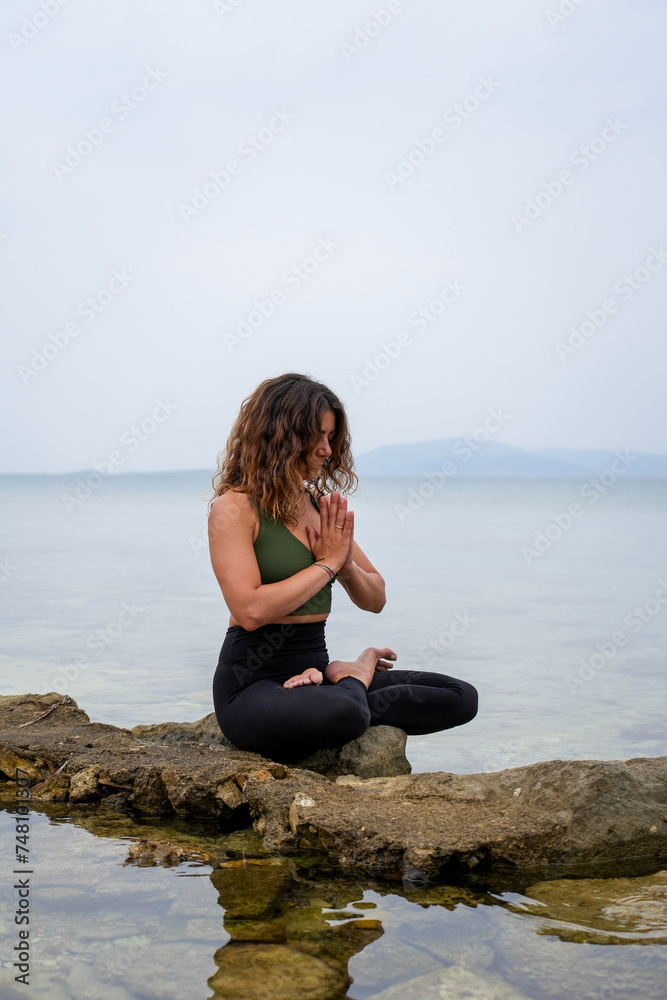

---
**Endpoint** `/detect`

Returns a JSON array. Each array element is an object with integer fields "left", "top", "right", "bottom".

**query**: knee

[
  {"left": 457, "top": 681, "right": 478, "bottom": 725},
  {"left": 322, "top": 698, "right": 371, "bottom": 746}
]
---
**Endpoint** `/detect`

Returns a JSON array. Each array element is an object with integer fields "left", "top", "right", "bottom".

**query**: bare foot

[
  {"left": 283, "top": 667, "right": 324, "bottom": 690},
  {"left": 325, "top": 647, "right": 397, "bottom": 689}
]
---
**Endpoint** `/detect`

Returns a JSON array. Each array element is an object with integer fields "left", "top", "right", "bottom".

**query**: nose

[{"left": 316, "top": 436, "right": 332, "bottom": 458}]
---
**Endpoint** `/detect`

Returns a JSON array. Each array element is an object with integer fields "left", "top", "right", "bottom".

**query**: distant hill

[{"left": 355, "top": 441, "right": 667, "bottom": 478}]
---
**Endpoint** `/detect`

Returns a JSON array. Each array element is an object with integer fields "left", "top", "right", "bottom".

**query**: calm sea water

[
  {"left": 1, "top": 472, "right": 666, "bottom": 772},
  {"left": 2, "top": 473, "right": 667, "bottom": 999}
]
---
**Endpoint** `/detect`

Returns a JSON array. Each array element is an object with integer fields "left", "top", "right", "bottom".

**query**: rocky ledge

[
  {"left": 2, "top": 692, "right": 667, "bottom": 882},
  {"left": 0, "top": 692, "right": 410, "bottom": 818}
]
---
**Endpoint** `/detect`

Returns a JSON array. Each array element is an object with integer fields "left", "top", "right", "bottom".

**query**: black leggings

[{"left": 212, "top": 620, "right": 478, "bottom": 763}]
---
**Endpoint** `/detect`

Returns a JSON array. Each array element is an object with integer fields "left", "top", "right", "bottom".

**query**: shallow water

[
  {"left": 2, "top": 473, "right": 666, "bottom": 996},
  {"left": 1, "top": 803, "right": 666, "bottom": 999},
  {"left": 1, "top": 473, "right": 666, "bottom": 772}
]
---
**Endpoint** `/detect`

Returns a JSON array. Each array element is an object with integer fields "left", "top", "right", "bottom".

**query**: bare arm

[
  {"left": 337, "top": 539, "right": 386, "bottom": 613},
  {"left": 208, "top": 491, "right": 352, "bottom": 631}
]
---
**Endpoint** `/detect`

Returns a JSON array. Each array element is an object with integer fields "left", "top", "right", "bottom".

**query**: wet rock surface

[
  {"left": 514, "top": 869, "right": 667, "bottom": 944},
  {"left": 2, "top": 693, "right": 667, "bottom": 883}
]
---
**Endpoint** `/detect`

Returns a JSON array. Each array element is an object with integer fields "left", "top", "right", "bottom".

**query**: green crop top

[{"left": 252, "top": 491, "right": 333, "bottom": 616}]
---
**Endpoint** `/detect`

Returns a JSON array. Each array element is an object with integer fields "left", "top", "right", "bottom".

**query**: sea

[{"left": 1, "top": 473, "right": 666, "bottom": 999}]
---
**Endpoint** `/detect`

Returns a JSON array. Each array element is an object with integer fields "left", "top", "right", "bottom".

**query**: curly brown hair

[{"left": 210, "top": 373, "right": 357, "bottom": 525}]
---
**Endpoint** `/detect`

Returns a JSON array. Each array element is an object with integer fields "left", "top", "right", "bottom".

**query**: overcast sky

[{"left": 2, "top": 0, "right": 666, "bottom": 473}]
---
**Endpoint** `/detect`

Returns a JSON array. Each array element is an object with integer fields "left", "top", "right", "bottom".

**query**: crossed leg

[
  {"left": 226, "top": 674, "right": 373, "bottom": 762},
  {"left": 364, "top": 668, "right": 478, "bottom": 734}
]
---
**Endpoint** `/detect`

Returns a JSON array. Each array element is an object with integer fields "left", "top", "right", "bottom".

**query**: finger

[
  {"left": 337, "top": 495, "right": 347, "bottom": 521},
  {"left": 306, "top": 525, "right": 320, "bottom": 543},
  {"left": 332, "top": 492, "right": 345, "bottom": 528},
  {"left": 326, "top": 492, "right": 338, "bottom": 531},
  {"left": 323, "top": 495, "right": 337, "bottom": 536}
]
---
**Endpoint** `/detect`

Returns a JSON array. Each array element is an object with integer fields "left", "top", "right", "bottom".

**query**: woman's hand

[{"left": 305, "top": 492, "right": 353, "bottom": 573}]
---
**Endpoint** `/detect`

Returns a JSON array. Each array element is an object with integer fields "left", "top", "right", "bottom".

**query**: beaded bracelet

[{"left": 314, "top": 561, "right": 337, "bottom": 582}]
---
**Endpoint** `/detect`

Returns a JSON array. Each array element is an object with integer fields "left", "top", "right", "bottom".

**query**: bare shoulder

[
  {"left": 210, "top": 489, "right": 254, "bottom": 512},
  {"left": 208, "top": 490, "right": 257, "bottom": 538}
]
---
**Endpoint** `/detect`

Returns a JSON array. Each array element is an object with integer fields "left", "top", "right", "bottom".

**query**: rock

[
  {"left": 132, "top": 715, "right": 411, "bottom": 779},
  {"left": 123, "top": 839, "right": 214, "bottom": 868},
  {"left": 4, "top": 693, "right": 667, "bottom": 885},
  {"left": 0, "top": 693, "right": 409, "bottom": 821},
  {"left": 28, "top": 772, "right": 70, "bottom": 802},
  {"left": 0, "top": 693, "right": 292, "bottom": 819},
  {"left": 131, "top": 713, "right": 233, "bottom": 749},
  {"left": 210, "top": 858, "right": 292, "bottom": 918},
  {"left": 207, "top": 878, "right": 384, "bottom": 1000},
  {"left": 207, "top": 943, "right": 347, "bottom": 1000},
  {"left": 244, "top": 758, "right": 667, "bottom": 881},
  {"left": 297, "top": 725, "right": 411, "bottom": 780},
  {"left": 69, "top": 765, "right": 100, "bottom": 803},
  {"left": 0, "top": 747, "right": 50, "bottom": 783},
  {"left": 515, "top": 869, "right": 667, "bottom": 944}
]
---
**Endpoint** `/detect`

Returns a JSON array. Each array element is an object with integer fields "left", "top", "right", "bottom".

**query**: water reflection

[
  {"left": 209, "top": 858, "right": 383, "bottom": 997},
  {"left": 0, "top": 798, "right": 666, "bottom": 1000}
]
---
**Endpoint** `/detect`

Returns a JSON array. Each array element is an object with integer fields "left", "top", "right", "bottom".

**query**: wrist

[
  {"left": 336, "top": 559, "right": 356, "bottom": 582},
  {"left": 315, "top": 557, "right": 344, "bottom": 576}
]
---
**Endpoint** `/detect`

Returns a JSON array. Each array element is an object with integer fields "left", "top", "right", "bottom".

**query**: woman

[{"left": 209, "top": 372, "right": 477, "bottom": 763}]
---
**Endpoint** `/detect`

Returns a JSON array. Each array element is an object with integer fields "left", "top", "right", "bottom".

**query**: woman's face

[{"left": 303, "top": 409, "right": 336, "bottom": 478}]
